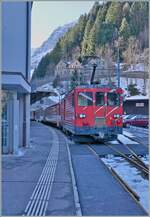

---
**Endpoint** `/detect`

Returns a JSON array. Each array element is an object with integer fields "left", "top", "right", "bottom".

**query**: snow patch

[
  {"left": 118, "top": 134, "right": 139, "bottom": 145},
  {"left": 101, "top": 155, "right": 149, "bottom": 212},
  {"left": 123, "top": 130, "right": 135, "bottom": 138}
]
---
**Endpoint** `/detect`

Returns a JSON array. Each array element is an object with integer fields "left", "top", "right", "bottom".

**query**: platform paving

[
  {"left": 2, "top": 122, "right": 75, "bottom": 216},
  {"left": 2, "top": 122, "right": 148, "bottom": 216}
]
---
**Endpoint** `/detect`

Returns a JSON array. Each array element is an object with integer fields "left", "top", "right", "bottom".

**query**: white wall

[{"left": 2, "top": 2, "right": 29, "bottom": 78}]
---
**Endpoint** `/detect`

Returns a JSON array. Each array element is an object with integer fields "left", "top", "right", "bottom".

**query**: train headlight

[
  {"left": 114, "top": 114, "right": 120, "bottom": 118},
  {"left": 79, "top": 114, "right": 86, "bottom": 118}
]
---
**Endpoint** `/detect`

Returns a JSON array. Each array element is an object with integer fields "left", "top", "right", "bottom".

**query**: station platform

[
  {"left": 2, "top": 122, "right": 76, "bottom": 216},
  {"left": 69, "top": 142, "right": 147, "bottom": 215},
  {"left": 2, "top": 122, "right": 148, "bottom": 216}
]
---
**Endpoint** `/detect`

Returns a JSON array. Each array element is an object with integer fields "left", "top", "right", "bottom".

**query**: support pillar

[{"left": 12, "top": 92, "right": 19, "bottom": 154}]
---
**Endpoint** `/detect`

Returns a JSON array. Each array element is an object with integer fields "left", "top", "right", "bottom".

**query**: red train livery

[{"left": 36, "top": 84, "right": 123, "bottom": 140}]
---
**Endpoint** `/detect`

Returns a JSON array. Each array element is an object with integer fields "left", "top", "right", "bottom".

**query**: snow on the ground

[
  {"left": 48, "top": 95, "right": 60, "bottom": 103},
  {"left": 48, "top": 94, "right": 65, "bottom": 103},
  {"left": 129, "top": 126, "right": 149, "bottom": 134},
  {"left": 110, "top": 140, "right": 119, "bottom": 145},
  {"left": 140, "top": 155, "right": 149, "bottom": 165},
  {"left": 123, "top": 130, "right": 135, "bottom": 138},
  {"left": 36, "top": 83, "right": 54, "bottom": 91},
  {"left": 127, "top": 63, "right": 145, "bottom": 72},
  {"left": 101, "top": 155, "right": 149, "bottom": 212},
  {"left": 118, "top": 134, "right": 139, "bottom": 145}
]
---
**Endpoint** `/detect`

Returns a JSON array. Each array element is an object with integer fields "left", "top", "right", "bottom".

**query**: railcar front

[{"left": 73, "top": 86, "right": 123, "bottom": 140}]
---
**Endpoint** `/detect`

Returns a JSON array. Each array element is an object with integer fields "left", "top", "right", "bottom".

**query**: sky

[{"left": 31, "top": 1, "right": 95, "bottom": 48}]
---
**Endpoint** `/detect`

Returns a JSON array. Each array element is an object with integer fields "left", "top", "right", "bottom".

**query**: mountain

[
  {"left": 33, "top": 1, "right": 148, "bottom": 80},
  {"left": 32, "top": 1, "right": 148, "bottom": 96},
  {"left": 31, "top": 21, "right": 76, "bottom": 75}
]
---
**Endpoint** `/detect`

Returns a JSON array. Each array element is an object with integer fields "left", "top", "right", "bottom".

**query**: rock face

[{"left": 31, "top": 21, "right": 76, "bottom": 74}]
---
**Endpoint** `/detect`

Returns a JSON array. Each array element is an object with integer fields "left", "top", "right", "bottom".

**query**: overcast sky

[{"left": 31, "top": 1, "right": 95, "bottom": 48}]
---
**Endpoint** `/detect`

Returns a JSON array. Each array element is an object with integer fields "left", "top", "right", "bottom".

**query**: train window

[
  {"left": 107, "top": 93, "right": 120, "bottom": 106},
  {"left": 96, "top": 92, "right": 105, "bottom": 106},
  {"left": 78, "top": 92, "right": 93, "bottom": 106}
]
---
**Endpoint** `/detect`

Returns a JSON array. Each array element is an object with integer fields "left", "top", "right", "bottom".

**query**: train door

[
  {"left": 76, "top": 91, "right": 94, "bottom": 127},
  {"left": 94, "top": 91, "right": 106, "bottom": 128},
  {"left": 106, "top": 91, "right": 122, "bottom": 127}
]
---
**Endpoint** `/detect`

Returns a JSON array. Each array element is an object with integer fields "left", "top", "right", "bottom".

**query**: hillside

[
  {"left": 32, "top": 1, "right": 149, "bottom": 83},
  {"left": 31, "top": 21, "right": 76, "bottom": 76}
]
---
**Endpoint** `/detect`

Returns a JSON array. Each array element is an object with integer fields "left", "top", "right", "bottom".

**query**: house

[
  {"left": 55, "top": 60, "right": 68, "bottom": 78},
  {"left": 1, "top": 2, "right": 32, "bottom": 154}
]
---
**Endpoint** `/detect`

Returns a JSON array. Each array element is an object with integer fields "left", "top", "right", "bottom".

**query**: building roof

[{"left": 125, "top": 95, "right": 149, "bottom": 101}]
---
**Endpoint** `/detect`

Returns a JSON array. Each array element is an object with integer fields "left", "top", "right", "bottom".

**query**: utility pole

[
  {"left": 117, "top": 46, "right": 120, "bottom": 88},
  {"left": 115, "top": 28, "right": 120, "bottom": 88}
]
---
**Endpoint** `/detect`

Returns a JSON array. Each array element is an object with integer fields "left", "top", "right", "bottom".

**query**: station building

[
  {"left": 123, "top": 95, "right": 149, "bottom": 116},
  {"left": 1, "top": 2, "right": 32, "bottom": 154}
]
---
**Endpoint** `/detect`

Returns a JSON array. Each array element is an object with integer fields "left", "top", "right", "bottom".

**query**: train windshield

[
  {"left": 107, "top": 93, "right": 120, "bottom": 106},
  {"left": 78, "top": 92, "right": 93, "bottom": 106},
  {"left": 96, "top": 92, "right": 105, "bottom": 106}
]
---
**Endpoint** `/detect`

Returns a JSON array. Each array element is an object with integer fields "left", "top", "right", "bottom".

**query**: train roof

[{"left": 75, "top": 84, "right": 121, "bottom": 89}]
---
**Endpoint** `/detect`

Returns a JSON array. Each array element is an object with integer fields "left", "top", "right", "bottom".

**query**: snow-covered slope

[{"left": 31, "top": 21, "right": 76, "bottom": 74}]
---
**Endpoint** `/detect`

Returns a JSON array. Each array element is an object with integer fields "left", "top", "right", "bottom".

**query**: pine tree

[
  {"left": 129, "top": 2, "right": 149, "bottom": 36},
  {"left": 88, "top": 1, "right": 100, "bottom": 23},
  {"left": 81, "top": 2, "right": 99, "bottom": 56},
  {"left": 105, "top": 2, "right": 123, "bottom": 27},
  {"left": 119, "top": 17, "right": 130, "bottom": 40},
  {"left": 95, "top": 3, "right": 108, "bottom": 45},
  {"left": 128, "top": 83, "right": 140, "bottom": 96},
  {"left": 122, "top": 2, "right": 130, "bottom": 21},
  {"left": 81, "top": 19, "right": 93, "bottom": 56},
  {"left": 86, "top": 25, "right": 96, "bottom": 56}
]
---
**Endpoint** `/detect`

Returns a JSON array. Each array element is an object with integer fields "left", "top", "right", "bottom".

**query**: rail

[
  {"left": 105, "top": 142, "right": 149, "bottom": 178},
  {"left": 87, "top": 145, "right": 148, "bottom": 215}
]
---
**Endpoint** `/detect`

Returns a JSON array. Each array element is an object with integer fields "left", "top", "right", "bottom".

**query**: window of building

[
  {"left": 136, "top": 103, "right": 144, "bottom": 107},
  {"left": 96, "top": 92, "right": 105, "bottom": 106},
  {"left": 78, "top": 92, "right": 93, "bottom": 106},
  {"left": 107, "top": 93, "right": 120, "bottom": 106}
]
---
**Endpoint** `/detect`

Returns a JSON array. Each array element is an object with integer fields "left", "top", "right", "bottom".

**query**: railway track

[
  {"left": 105, "top": 141, "right": 149, "bottom": 178},
  {"left": 87, "top": 144, "right": 148, "bottom": 214},
  {"left": 123, "top": 130, "right": 148, "bottom": 148},
  {"left": 60, "top": 129, "right": 149, "bottom": 214}
]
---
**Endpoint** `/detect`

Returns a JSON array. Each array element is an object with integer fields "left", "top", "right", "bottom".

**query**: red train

[{"left": 34, "top": 84, "right": 123, "bottom": 140}]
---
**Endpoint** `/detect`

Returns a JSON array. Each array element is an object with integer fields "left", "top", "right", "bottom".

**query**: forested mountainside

[
  {"left": 32, "top": 1, "right": 149, "bottom": 81},
  {"left": 31, "top": 22, "right": 76, "bottom": 74}
]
